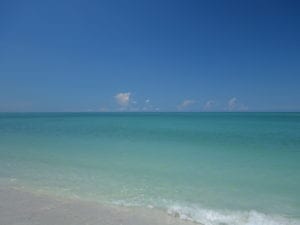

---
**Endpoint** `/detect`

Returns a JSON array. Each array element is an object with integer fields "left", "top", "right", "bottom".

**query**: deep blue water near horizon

[{"left": 0, "top": 112, "right": 300, "bottom": 225}]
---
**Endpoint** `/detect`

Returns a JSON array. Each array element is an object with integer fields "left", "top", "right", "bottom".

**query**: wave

[
  {"left": 6, "top": 178, "right": 298, "bottom": 225},
  {"left": 112, "top": 199, "right": 299, "bottom": 225},
  {"left": 167, "top": 204, "right": 300, "bottom": 225}
]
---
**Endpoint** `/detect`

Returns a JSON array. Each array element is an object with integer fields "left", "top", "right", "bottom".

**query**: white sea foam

[
  {"left": 167, "top": 204, "right": 300, "bottom": 225},
  {"left": 111, "top": 197, "right": 300, "bottom": 225}
]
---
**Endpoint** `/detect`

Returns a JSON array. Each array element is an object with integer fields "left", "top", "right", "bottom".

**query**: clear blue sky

[{"left": 1, "top": 0, "right": 299, "bottom": 112}]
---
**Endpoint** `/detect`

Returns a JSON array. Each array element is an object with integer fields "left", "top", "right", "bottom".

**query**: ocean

[{"left": 0, "top": 112, "right": 299, "bottom": 225}]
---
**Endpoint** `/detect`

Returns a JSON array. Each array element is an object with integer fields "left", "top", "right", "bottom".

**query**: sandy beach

[{"left": 0, "top": 185, "right": 196, "bottom": 225}]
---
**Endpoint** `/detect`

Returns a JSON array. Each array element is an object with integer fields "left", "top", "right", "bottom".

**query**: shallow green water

[{"left": 0, "top": 113, "right": 299, "bottom": 225}]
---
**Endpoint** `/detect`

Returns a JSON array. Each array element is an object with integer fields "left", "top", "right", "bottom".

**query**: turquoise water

[{"left": 0, "top": 112, "right": 300, "bottom": 225}]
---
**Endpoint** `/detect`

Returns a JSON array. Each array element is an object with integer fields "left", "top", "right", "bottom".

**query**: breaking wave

[{"left": 167, "top": 204, "right": 300, "bottom": 225}]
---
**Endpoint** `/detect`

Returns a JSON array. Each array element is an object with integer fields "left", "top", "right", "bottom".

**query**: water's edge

[
  {"left": 0, "top": 182, "right": 197, "bottom": 225},
  {"left": 2, "top": 179, "right": 299, "bottom": 225}
]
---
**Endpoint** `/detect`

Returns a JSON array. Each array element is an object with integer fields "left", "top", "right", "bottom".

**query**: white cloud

[
  {"left": 115, "top": 92, "right": 131, "bottom": 107},
  {"left": 203, "top": 100, "right": 215, "bottom": 110},
  {"left": 142, "top": 98, "right": 154, "bottom": 111},
  {"left": 227, "top": 97, "right": 237, "bottom": 111},
  {"left": 226, "top": 97, "right": 248, "bottom": 111},
  {"left": 178, "top": 99, "right": 196, "bottom": 110}
]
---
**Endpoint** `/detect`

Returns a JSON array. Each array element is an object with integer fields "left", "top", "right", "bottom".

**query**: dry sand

[{"left": 0, "top": 185, "right": 196, "bottom": 225}]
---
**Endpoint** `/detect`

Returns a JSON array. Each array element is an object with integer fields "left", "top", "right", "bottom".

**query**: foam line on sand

[{"left": 0, "top": 185, "right": 196, "bottom": 225}]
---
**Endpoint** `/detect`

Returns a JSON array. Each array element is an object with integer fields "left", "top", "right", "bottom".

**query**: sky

[{"left": 0, "top": 0, "right": 300, "bottom": 112}]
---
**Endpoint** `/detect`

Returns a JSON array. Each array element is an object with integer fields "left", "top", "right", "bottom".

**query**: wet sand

[{"left": 0, "top": 185, "right": 196, "bottom": 225}]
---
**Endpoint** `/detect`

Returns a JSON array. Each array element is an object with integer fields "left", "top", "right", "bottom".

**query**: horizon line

[{"left": 0, "top": 111, "right": 299, "bottom": 113}]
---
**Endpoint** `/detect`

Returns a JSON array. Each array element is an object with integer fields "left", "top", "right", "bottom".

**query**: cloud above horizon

[
  {"left": 177, "top": 99, "right": 196, "bottom": 110},
  {"left": 115, "top": 92, "right": 131, "bottom": 107},
  {"left": 110, "top": 94, "right": 249, "bottom": 112},
  {"left": 226, "top": 97, "right": 248, "bottom": 111},
  {"left": 142, "top": 98, "right": 154, "bottom": 111},
  {"left": 228, "top": 97, "right": 237, "bottom": 111},
  {"left": 203, "top": 100, "right": 215, "bottom": 110}
]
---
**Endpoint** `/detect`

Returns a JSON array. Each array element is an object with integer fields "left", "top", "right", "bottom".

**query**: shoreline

[
  {"left": 0, "top": 184, "right": 196, "bottom": 225},
  {"left": 1, "top": 183, "right": 299, "bottom": 225}
]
